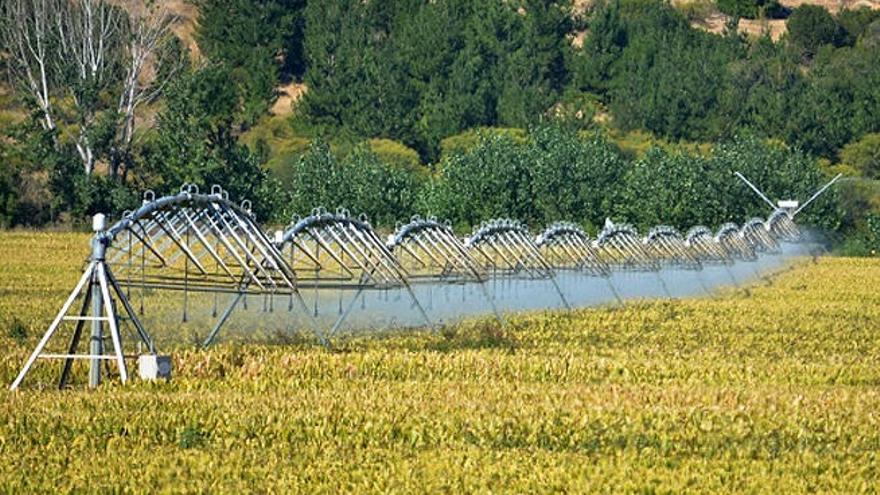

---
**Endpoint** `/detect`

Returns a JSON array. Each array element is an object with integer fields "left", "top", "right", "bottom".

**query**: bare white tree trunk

[
  {"left": 116, "top": 6, "right": 178, "bottom": 158},
  {"left": 3, "top": 0, "right": 178, "bottom": 177},
  {"left": 56, "top": 0, "right": 121, "bottom": 175},
  {"left": 2, "top": 0, "right": 57, "bottom": 133}
]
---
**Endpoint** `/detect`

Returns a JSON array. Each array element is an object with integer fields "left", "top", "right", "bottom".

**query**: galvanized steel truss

[
  {"left": 741, "top": 217, "right": 780, "bottom": 254},
  {"left": 596, "top": 223, "right": 660, "bottom": 271},
  {"left": 686, "top": 226, "right": 733, "bottom": 265},
  {"left": 535, "top": 222, "right": 610, "bottom": 276},
  {"left": 466, "top": 219, "right": 570, "bottom": 309},
  {"left": 715, "top": 223, "right": 758, "bottom": 261},
  {"left": 274, "top": 208, "right": 433, "bottom": 338},
  {"left": 644, "top": 226, "right": 703, "bottom": 270},
  {"left": 388, "top": 216, "right": 486, "bottom": 283}
]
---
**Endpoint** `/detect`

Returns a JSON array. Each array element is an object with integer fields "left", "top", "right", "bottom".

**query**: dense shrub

[
  {"left": 439, "top": 128, "right": 529, "bottom": 161},
  {"left": 716, "top": 0, "right": 784, "bottom": 20},
  {"left": 286, "top": 141, "right": 424, "bottom": 226},
  {"left": 787, "top": 5, "right": 845, "bottom": 56},
  {"left": 0, "top": 148, "right": 16, "bottom": 227},
  {"left": 869, "top": 214, "right": 880, "bottom": 252},
  {"left": 0, "top": 126, "right": 118, "bottom": 227},
  {"left": 861, "top": 19, "right": 880, "bottom": 48},
  {"left": 367, "top": 139, "right": 425, "bottom": 176},
  {"left": 837, "top": 7, "right": 880, "bottom": 46},
  {"left": 840, "top": 133, "right": 880, "bottom": 179}
]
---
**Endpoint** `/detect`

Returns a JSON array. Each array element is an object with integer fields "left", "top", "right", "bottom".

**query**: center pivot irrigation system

[{"left": 10, "top": 173, "right": 842, "bottom": 389}]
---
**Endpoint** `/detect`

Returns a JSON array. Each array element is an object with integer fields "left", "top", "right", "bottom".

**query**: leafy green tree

[
  {"left": 196, "top": 0, "right": 307, "bottom": 126},
  {"left": 301, "top": 0, "right": 573, "bottom": 159},
  {"left": 528, "top": 125, "right": 625, "bottom": 227},
  {"left": 819, "top": 46, "right": 880, "bottom": 141},
  {"left": 719, "top": 36, "right": 804, "bottom": 140},
  {"left": 571, "top": 0, "right": 626, "bottom": 97},
  {"left": 786, "top": 5, "right": 844, "bottom": 57},
  {"left": 568, "top": 0, "right": 879, "bottom": 163},
  {"left": 301, "top": 0, "right": 414, "bottom": 139},
  {"left": 836, "top": 7, "right": 880, "bottom": 46},
  {"left": 286, "top": 140, "right": 424, "bottom": 225},
  {"left": 428, "top": 125, "right": 625, "bottom": 228},
  {"left": 783, "top": 45, "right": 880, "bottom": 159},
  {"left": 716, "top": 0, "right": 784, "bottom": 20},
  {"left": 708, "top": 134, "right": 840, "bottom": 231},
  {"left": 841, "top": 133, "right": 880, "bottom": 179},
  {"left": 0, "top": 113, "right": 140, "bottom": 224},
  {"left": 614, "top": 134, "right": 839, "bottom": 231},
  {"left": 496, "top": 0, "right": 572, "bottom": 127},
  {"left": 428, "top": 133, "right": 536, "bottom": 226},
  {"left": 606, "top": 3, "right": 741, "bottom": 142},
  {"left": 143, "top": 65, "right": 284, "bottom": 220}
]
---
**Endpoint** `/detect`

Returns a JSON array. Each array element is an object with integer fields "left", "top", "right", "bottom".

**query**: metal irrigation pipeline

[
  {"left": 106, "top": 184, "right": 297, "bottom": 297},
  {"left": 534, "top": 222, "right": 610, "bottom": 277},
  {"left": 9, "top": 183, "right": 313, "bottom": 390},
  {"left": 686, "top": 226, "right": 734, "bottom": 265},
  {"left": 686, "top": 225, "right": 742, "bottom": 287},
  {"left": 9, "top": 177, "right": 835, "bottom": 390},
  {"left": 741, "top": 217, "right": 781, "bottom": 254},
  {"left": 277, "top": 207, "right": 408, "bottom": 289},
  {"left": 465, "top": 219, "right": 555, "bottom": 279},
  {"left": 275, "top": 207, "right": 434, "bottom": 337},
  {"left": 595, "top": 222, "right": 661, "bottom": 272},
  {"left": 535, "top": 221, "right": 623, "bottom": 305},
  {"left": 715, "top": 223, "right": 758, "bottom": 262},
  {"left": 387, "top": 215, "right": 507, "bottom": 326},
  {"left": 465, "top": 219, "right": 570, "bottom": 309},
  {"left": 643, "top": 226, "right": 703, "bottom": 271},
  {"left": 387, "top": 215, "right": 488, "bottom": 283},
  {"left": 766, "top": 210, "right": 801, "bottom": 243},
  {"left": 104, "top": 184, "right": 324, "bottom": 348}
]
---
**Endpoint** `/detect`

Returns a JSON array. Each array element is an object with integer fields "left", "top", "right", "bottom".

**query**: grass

[{"left": 0, "top": 231, "right": 879, "bottom": 492}]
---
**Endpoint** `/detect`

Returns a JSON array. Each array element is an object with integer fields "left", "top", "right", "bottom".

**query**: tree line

[
  {"left": 0, "top": 0, "right": 878, "bottom": 251},
  {"left": 288, "top": 126, "right": 841, "bottom": 236}
]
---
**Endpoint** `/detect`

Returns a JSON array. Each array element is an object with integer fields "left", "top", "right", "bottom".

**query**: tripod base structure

[{"left": 10, "top": 257, "right": 153, "bottom": 390}]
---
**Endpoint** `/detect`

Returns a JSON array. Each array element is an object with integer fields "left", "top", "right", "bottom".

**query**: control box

[{"left": 138, "top": 355, "right": 172, "bottom": 381}]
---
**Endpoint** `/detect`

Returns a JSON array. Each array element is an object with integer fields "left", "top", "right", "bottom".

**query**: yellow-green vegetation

[
  {"left": 674, "top": 0, "right": 720, "bottom": 24},
  {"left": 841, "top": 132, "right": 880, "bottom": 179},
  {"left": 240, "top": 115, "right": 312, "bottom": 186},
  {"left": 366, "top": 138, "right": 426, "bottom": 177},
  {"left": 1, "top": 232, "right": 879, "bottom": 492},
  {"left": 439, "top": 127, "right": 528, "bottom": 160},
  {"left": 602, "top": 128, "right": 714, "bottom": 159},
  {"left": 0, "top": 87, "right": 26, "bottom": 130},
  {"left": 241, "top": 116, "right": 428, "bottom": 187}
]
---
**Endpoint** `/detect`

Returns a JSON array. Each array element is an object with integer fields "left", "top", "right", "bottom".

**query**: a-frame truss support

[{"left": 10, "top": 225, "right": 153, "bottom": 390}]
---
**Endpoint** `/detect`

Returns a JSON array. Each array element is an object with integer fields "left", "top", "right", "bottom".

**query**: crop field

[{"left": 0, "top": 232, "right": 879, "bottom": 492}]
